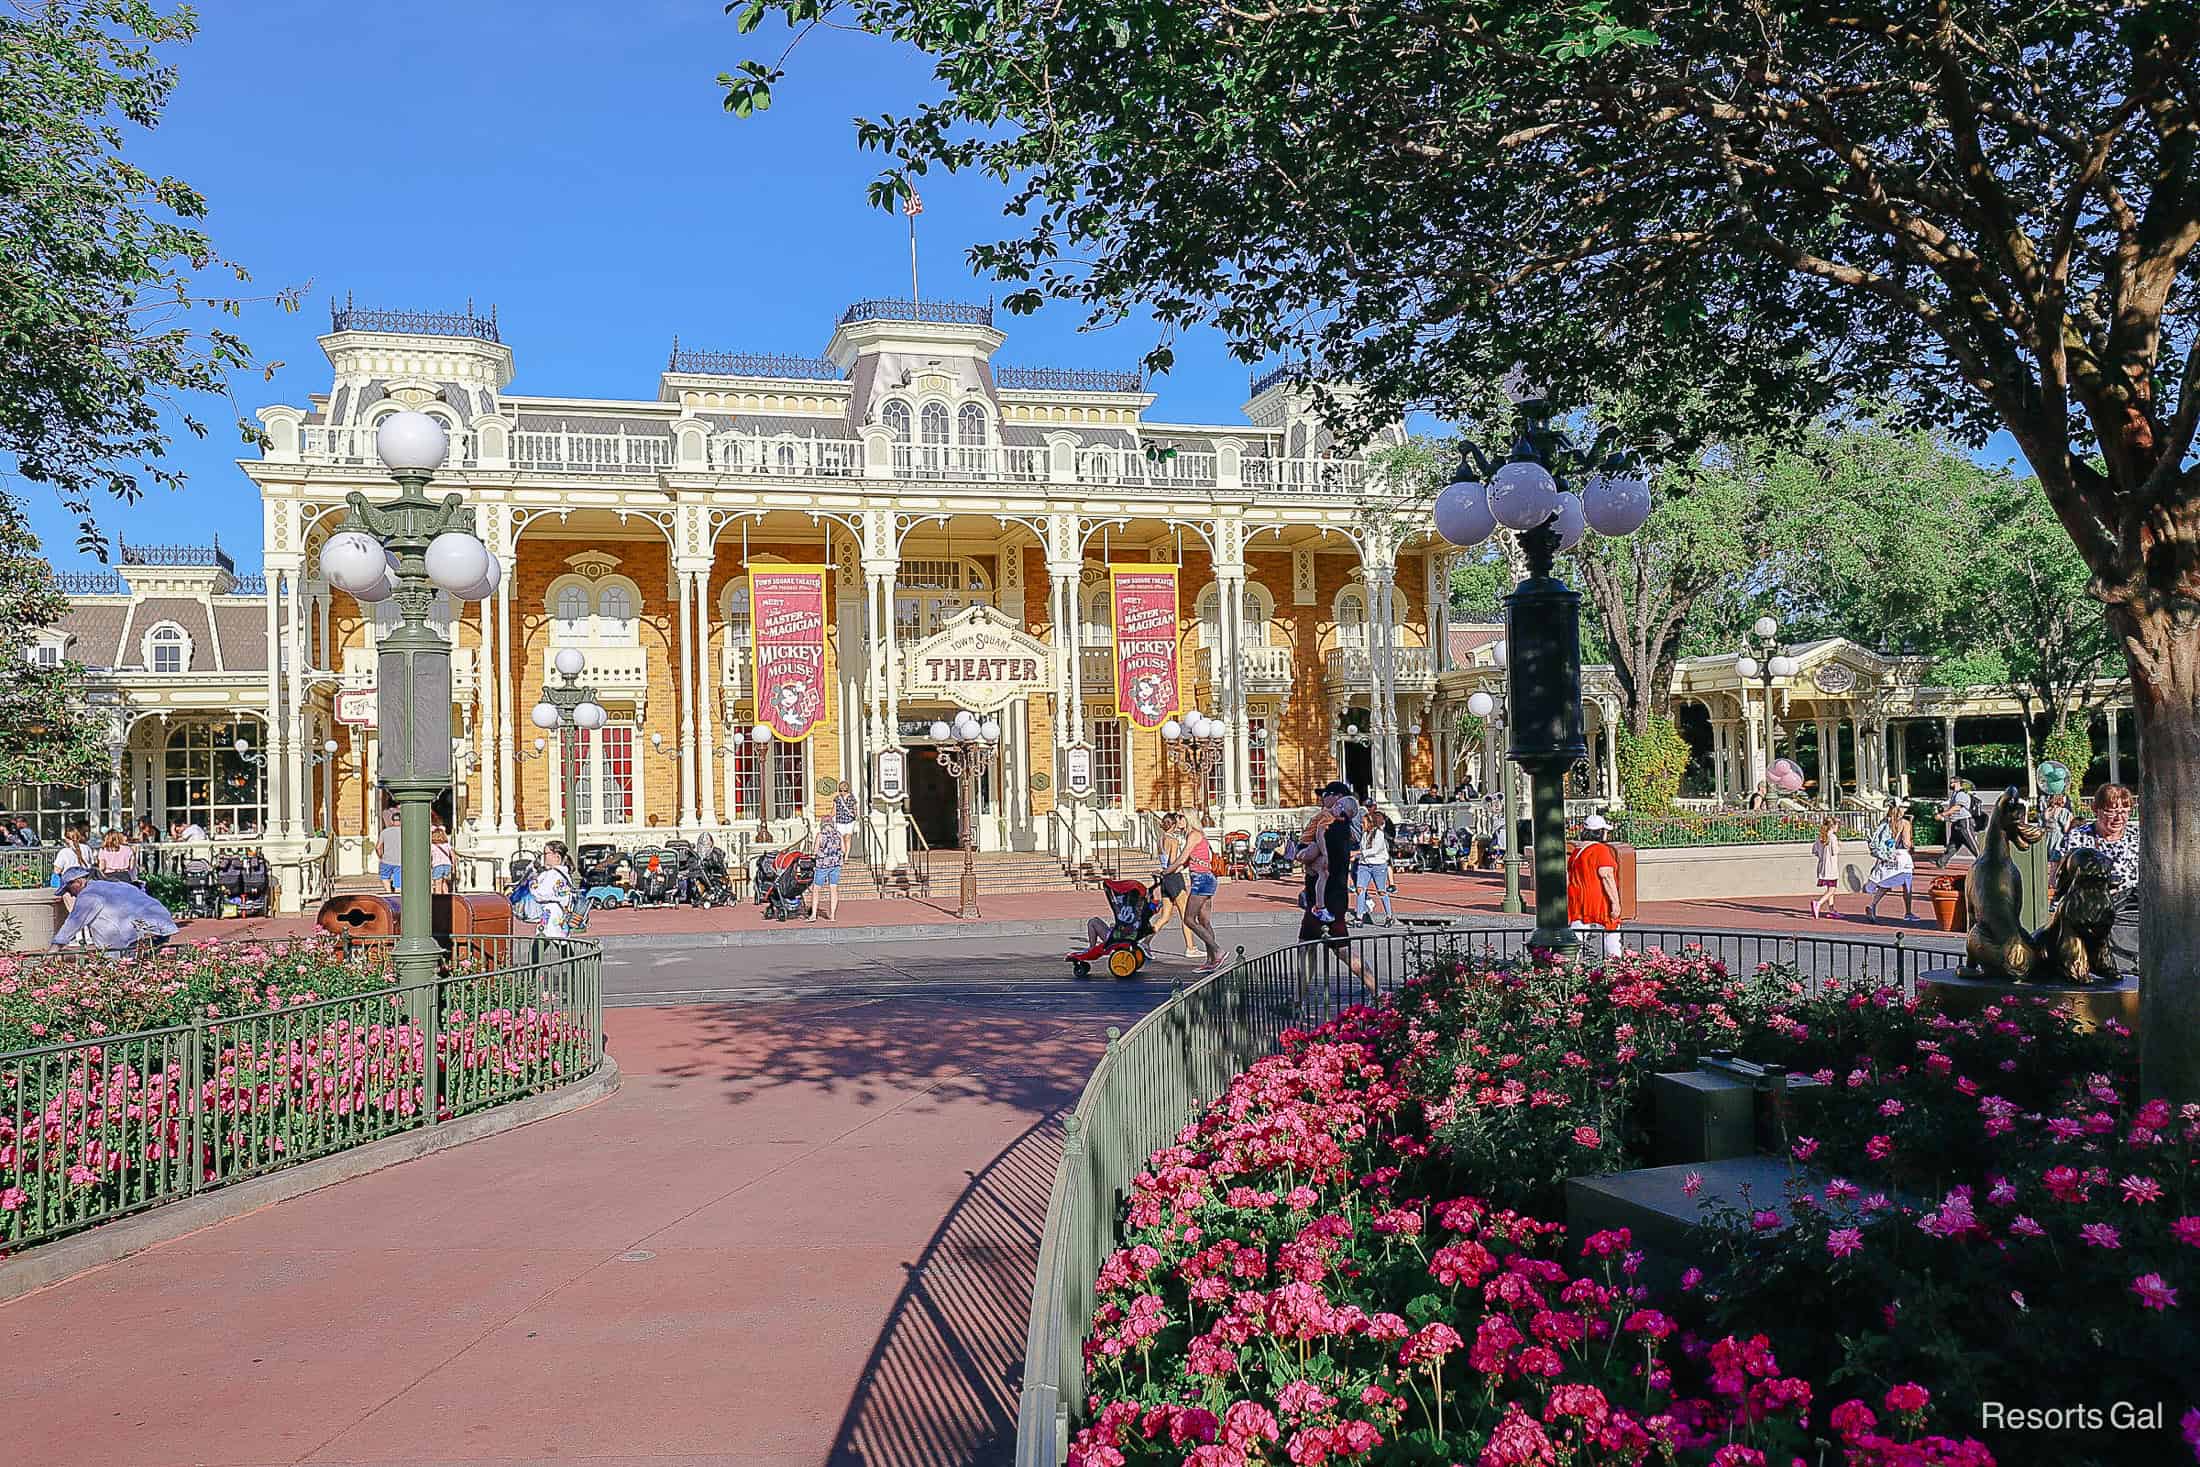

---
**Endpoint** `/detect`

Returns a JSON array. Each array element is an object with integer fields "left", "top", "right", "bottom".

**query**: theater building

[{"left": 34, "top": 298, "right": 1480, "bottom": 903}]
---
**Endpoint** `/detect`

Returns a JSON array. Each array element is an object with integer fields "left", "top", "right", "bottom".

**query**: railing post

[
  {"left": 422, "top": 973, "right": 443, "bottom": 1124},
  {"left": 183, "top": 1019, "right": 205, "bottom": 1196}
]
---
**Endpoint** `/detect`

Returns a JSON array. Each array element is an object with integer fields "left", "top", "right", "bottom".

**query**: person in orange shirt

[{"left": 1567, "top": 812, "right": 1623, "bottom": 957}]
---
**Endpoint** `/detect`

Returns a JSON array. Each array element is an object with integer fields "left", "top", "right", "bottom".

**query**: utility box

[{"left": 1652, "top": 1069, "right": 1758, "bottom": 1164}]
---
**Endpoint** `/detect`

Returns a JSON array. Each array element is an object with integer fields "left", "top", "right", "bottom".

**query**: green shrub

[{"left": 1614, "top": 714, "right": 1689, "bottom": 813}]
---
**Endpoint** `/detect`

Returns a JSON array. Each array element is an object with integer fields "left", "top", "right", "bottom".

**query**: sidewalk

[
  {"left": 3, "top": 997, "right": 1106, "bottom": 1467},
  {"left": 212, "top": 864, "right": 1969, "bottom": 948}
]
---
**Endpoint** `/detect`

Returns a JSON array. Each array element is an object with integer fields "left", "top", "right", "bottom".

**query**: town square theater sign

[{"left": 903, "top": 605, "right": 1058, "bottom": 712}]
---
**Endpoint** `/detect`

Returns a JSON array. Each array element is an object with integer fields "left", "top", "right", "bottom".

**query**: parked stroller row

[{"left": 507, "top": 837, "right": 740, "bottom": 914}]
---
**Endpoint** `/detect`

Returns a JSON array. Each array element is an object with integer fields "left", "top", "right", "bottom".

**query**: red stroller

[{"left": 1066, "top": 879, "right": 1159, "bottom": 979}]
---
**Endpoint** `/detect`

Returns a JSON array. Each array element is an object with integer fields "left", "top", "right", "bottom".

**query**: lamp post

[
  {"left": 317, "top": 412, "right": 498, "bottom": 990},
  {"left": 1161, "top": 709, "right": 1227, "bottom": 826},
  {"left": 929, "top": 709, "right": 1000, "bottom": 919},
  {"left": 1734, "top": 616, "right": 1800, "bottom": 803},
  {"left": 739, "top": 724, "right": 775, "bottom": 845},
  {"left": 1434, "top": 379, "right": 1653, "bottom": 951},
  {"left": 1466, "top": 652, "right": 1524, "bottom": 916},
  {"left": 530, "top": 648, "right": 608, "bottom": 863}
]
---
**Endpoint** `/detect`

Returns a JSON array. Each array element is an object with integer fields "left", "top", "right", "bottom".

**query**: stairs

[{"left": 861, "top": 848, "right": 1114, "bottom": 898}]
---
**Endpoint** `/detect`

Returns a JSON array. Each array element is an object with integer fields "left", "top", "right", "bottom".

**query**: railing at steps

[
  {"left": 1011, "top": 923, "right": 1949, "bottom": 1466},
  {"left": 0, "top": 933, "right": 604, "bottom": 1252},
  {"left": 906, "top": 819, "right": 932, "bottom": 897}
]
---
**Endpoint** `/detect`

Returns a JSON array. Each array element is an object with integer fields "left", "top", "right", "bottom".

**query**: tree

[
  {"left": 726, "top": 1, "right": 2200, "bottom": 1094},
  {"left": 0, "top": 497, "right": 112, "bottom": 788},
  {"left": 1, "top": 0, "right": 290, "bottom": 553}
]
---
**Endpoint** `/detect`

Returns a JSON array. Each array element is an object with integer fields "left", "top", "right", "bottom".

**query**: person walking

[
  {"left": 429, "top": 823, "right": 456, "bottom": 894},
  {"left": 1149, "top": 812, "right": 1189, "bottom": 949},
  {"left": 807, "top": 817, "right": 844, "bottom": 922},
  {"left": 1180, "top": 819, "right": 1222, "bottom": 971},
  {"left": 1935, "top": 780, "right": 1983, "bottom": 866},
  {"left": 1354, "top": 808, "right": 1395, "bottom": 925},
  {"left": 2060, "top": 783, "right": 2140, "bottom": 972},
  {"left": 1566, "top": 812, "right": 1623, "bottom": 956},
  {"left": 528, "top": 841, "right": 578, "bottom": 942},
  {"left": 376, "top": 808, "right": 403, "bottom": 892},
  {"left": 48, "top": 867, "right": 177, "bottom": 952},
  {"left": 1809, "top": 815, "right": 1842, "bottom": 919},
  {"left": 1863, "top": 801, "right": 1917, "bottom": 923}
]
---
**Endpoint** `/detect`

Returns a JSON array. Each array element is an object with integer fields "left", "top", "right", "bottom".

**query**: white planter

[
  {"left": 1630, "top": 842, "right": 1823, "bottom": 903},
  {"left": 0, "top": 886, "right": 63, "bottom": 953}
]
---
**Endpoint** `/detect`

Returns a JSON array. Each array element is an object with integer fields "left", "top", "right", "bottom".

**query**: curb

[
  {"left": 0, "top": 1053, "right": 622, "bottom": 1307},
  {"left": 595, "top": 908, "right": 1360, "bottom": 951}
]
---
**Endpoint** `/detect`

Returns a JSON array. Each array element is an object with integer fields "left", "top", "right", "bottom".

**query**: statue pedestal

[{"left": 1918, "top": 967, "right": 2139, "bottom": 1034}]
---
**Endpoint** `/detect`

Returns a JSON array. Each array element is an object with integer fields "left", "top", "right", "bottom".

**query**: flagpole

[{"left": 908, "top": 208, "right": 920, "bottom": 312}]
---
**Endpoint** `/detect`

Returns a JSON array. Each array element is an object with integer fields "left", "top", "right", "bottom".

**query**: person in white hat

[{"left": 1567, "top": 812, "right": 1623, "bottom": 957}]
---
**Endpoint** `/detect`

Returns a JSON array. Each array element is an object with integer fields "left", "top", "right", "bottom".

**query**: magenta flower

[
  {"left": 1865, "top": 1134, "right": 1894, "bottom": 1160},
  {"left": 1682, "top": 1170, "right": 1704, "bottom": 1198},
  {"left": 1791, "top": 1136, "right": 1818, "bottom": 1161},
  {"left": 2172, "top": 1216, "right": 2200, "bottom": 1249},
  {"left": 1826, "top": 1227, "right": 1864, "bottom": 1258},
  {"left": 2132, "top": 1273, "right": 2180, "bottom": 1311},
  {"left": 1884, "top": 1382, "right": 1931, "bottom": 1415},
  {"left": 2080, "top": 1221, "right": 2122, "bottom": 1250},
  {"left": 2120, "top": 1174, "right": 2164, "bottom": 1205}
]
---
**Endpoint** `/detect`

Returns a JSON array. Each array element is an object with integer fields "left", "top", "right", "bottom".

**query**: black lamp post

[
  {"left": 1162, "top": 710, "right": 1226, "bottom": 826},
  {"left": 1434, "top": 380, "right": 1652, "bottom": 951}
]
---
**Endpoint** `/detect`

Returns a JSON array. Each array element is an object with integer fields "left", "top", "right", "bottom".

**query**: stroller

[
  {"left": 1221, "top": 830, "right": 1253, "bottom": 879},
  {"left": 181, "top": 858, "right": 221, "bottom": 919},
  {"left": 629, "top": 848, "right": 680, "bottom": 908},
  {"left": 1066, "top": 879, "right": 1158, "bottom": 979},
  {"left": 1247, "top": 829, "right": 1286, "bottom": 880},
  {"left": 753, "top": 846, "right": 816, "bottom": 921},
  {"left": 680, "top": 835, "right": 735, "bottom": 908}
]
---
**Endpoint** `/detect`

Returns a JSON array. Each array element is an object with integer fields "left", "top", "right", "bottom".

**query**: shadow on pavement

[{"left": 827, "top": 1112, "right": 1061, "bottom": 1467}]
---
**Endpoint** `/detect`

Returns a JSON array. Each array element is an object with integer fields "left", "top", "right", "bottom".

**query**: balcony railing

[
  {"left": 1325, "top": 644, "right": 1438, "bottom": 689},
  {"left": 720, "top": 640, "right": 753, "bottom": 697},
  {"left": 53, "top": 570, "right": 129, "bottom": 595},
  {"left": 329, "top": 296, "right": 501, "bottom": 344},
  {"left": 711, "top": 432, "right": 866, "bottom": 477},
  {"left": 512, "top": 424, "right": 673, "bottom": 476},
  {"left": 1242, "top": 456, "right": 1364, "bottom": 493},
  {"left": 303, "top": 423, "right": 479, "bottom": 469},
  {"left": 120, "top": 536, "right": 234, "bottom": 572},
  {"left": 996, "top": 365, "right": 1144, "bottom": 394},
  {"left": 890, "top": 443, "right": 1050, "bottom": 482},
  {"left": 839, "top": 297, "right": 994, "bottom": 327},
  {"left": 668, "top": 343, "right": 844, "bottom": 379}
]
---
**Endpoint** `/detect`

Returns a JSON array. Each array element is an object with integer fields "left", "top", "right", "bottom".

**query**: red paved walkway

[
  {"left": 211, "top": 862, "right": 1970, "bottom": 945},
  {"left": 4, "top": 1000, "right": 1100, "bottom": 1467}
]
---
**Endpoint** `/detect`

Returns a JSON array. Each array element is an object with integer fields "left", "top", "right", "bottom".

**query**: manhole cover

[{"left": 617, "top": 1249, "right": 656, "bottom": 1262}]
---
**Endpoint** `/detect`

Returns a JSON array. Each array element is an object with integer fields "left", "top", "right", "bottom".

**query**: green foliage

[
  {"left": 0, "top": 499, "right": 112, "bottom": 787},
  {"left": 0, "top": 0, "right": 293, "bottom": 548},
  {"left": 1612, "top": 811, "right": 1828, "bottom": 849},
  {"left": 1613, "top": 715, "right": 1689, "bottom": 814},
  {"left": 2042, "top": 720, "right": 2095, "bottom": 785},
  {"left": 142, "top": 869, "right": 188, "bottom": 915}
]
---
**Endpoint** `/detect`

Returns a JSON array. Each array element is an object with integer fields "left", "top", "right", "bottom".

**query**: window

[
  {"left": 776, "top": 442, "right": 796, "bottom": 472},
  {"left": 895, "top": 558, "right": 990, "bottom": 637},
  {"left": 1248, "top": 715, "right": 1272, "bottom": 801},
  {"left": 1205, "top": 748, "right": 1224, "bottom": 811},
  {"left": 29, "top": 644, "right": 60, "bottom": 668},
  {"left": 919, "top": 402, "right": 949, "bottom": 477},
  {"left": 598, "top": 584, "right": 632, "bottom": 624},
  {"left": 724, "top": 582, "right": 753, "bottom": 649},
  {"left": 1094, "top": 717, "right": 1125, "bottom": 803},
  {"left": 566, "top": 728, "right": 593, "bottom": 825},
  {"left": 556, "top": 583, "right": 590, "bottom": 626},
  {"left": 1241, "top": 583, "right": 1273, "bottom": 648},
  {"left": 1, "top": 783, "right": 93, "bottom": 842},
  {"left": 164, "top": 720, "right": 263, "bottom": 833},
  {"left": 1082, "top": 585, "right": 1114, "bottom": 646},
  {"left": 552, "top": 722, "right": 639, "bottom": 826},
  {"left": 956, "top": 403, "right": 986, "bottom": 445},
  {"left": 730, "top": 736, "right": 762, "bottom": 819},
  {"left": 549, "top": 577, "right": 637, "bottom": 646},
  {"left": 770, "top": 741, "right": 806, "bottom": 819},
  {"left": 1336, "top": 589, "right": 1368, "bottom": 651},
  {"left": 883, "top": 399, "right": 912, "bottom": 441},
  {"left": 599, "top": 725, "right": 634, "bottom": 825},
  {"left": 147, "top": 623, "right": 188, "bottom": 674}
]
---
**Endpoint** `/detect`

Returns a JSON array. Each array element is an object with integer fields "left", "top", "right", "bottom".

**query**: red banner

[
  {"left": 1110, "top": 564, "right": 1182, "bottom": 731},
  {"left": 750, "top": 566, "right": 830, "bottom": 741}
]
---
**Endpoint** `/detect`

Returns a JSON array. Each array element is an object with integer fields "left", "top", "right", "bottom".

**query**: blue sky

[{"left": 20, "top": 0, "right": 1267, "bottom": 570}]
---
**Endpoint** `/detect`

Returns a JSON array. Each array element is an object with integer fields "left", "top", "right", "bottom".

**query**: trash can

[{"left": 316, "top": 891, "right": 514, "bottom": 939}]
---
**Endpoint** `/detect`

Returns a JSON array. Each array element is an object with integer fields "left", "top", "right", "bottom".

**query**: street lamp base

[{"left": 1527, "top": 925, "right": 1580, "bottom": 953}]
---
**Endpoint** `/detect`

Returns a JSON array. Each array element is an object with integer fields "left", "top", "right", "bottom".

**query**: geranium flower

[
  {"left": 1865, "top": 1134, "right": 1894, "bottom": 1160},
  {"left": 2173, "top": 1216, "right": 2200, "bottom": 1249},
  {"left": 1477, "top": 1405, "right": 1556, "bottom": 1467},
  {"left": 1885, "top": 1382, "right": 1931, "bottom": 1414}
]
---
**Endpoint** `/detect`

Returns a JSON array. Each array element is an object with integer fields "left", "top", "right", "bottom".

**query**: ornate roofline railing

[
  {"left": 329, "top": 293, "right": 501, "bottom": 344},
  {"left": 1247, "top": 360, "right": 1328, "bottom": 397},
  {"left": 53, "top": 570, "right": 130, "bottom": 596},
  {"left": 119, "top": 535, "right": 234, "bottom": 573},
  {"left": 666, "top": 341, "right": 845, "bottom": 379},
  {"left": 838, "top": 297, "right": 994, "bottom": 327},
  {"left": 230, "top": 574, "right": 268, "bottom": 596},
  {"left": 995, "top": 365, "right": 1145, "bottom": 394}
]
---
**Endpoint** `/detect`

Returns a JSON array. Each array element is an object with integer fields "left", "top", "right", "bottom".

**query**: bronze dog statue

[
  {"left": 1961, "top": 786, "right": 2043, "bottom": 981},
  {"left": 2035, "top": 848, "right": 2122, "bottom": 985}
]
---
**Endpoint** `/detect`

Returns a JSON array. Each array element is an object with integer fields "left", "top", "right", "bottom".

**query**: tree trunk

[{"left": 2124, "top": 603, "right": 2200, "bottom": 1099}]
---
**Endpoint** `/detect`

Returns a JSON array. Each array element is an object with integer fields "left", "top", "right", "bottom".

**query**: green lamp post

[
  {"left": 318, "top": 412, "right": 499, "bottom": 991},
  {"left": 1433, "top": 378, "right": 1654, "bottom": 951},
  {"left": 530, "top": 650, "right": 607, "bottom": 861}
]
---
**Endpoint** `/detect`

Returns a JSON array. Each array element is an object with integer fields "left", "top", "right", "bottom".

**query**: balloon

[
  {"left": 1769, "top": 758, "right": 1805, "bottom": 793},
  {"left": 2038, "top": 760, "right": 2072, "bottom": 796}
]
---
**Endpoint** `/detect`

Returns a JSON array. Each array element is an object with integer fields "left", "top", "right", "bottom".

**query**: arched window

[
  {"left": 776, "top": 442, "right": 796, "bottom": 471},
  {"left": 145, "top": 622, "right": 189, "bottom": 674},
  {"left": 556, "top": 583, "right": 590, "bottom": 627},
  {"left": 1241, "top": 582, "right": 1274, "bottom": 647},
  {"left": 724, "top": 580, "right": 753, "bottom": 648},
  {"left": 920, "top": 402, "right": 949, "bottom": 444},
  {"left": 1082, "top": 584, "right": 1114, "bottom": 646},
  {"left": 956, "top": 403, "right": 986, "bottom": 444},
  {"left": 1335, "top": 588, "right": 1368, "bottom": 650},
  {"left": 597, "top": 583, "right": 633, "bottom": 625},
  {"left": 918, "top": 402, "right": 949, "bottom": 478},
  {"left": 882, "top": 399, "right": 912, "bottom": 441}
]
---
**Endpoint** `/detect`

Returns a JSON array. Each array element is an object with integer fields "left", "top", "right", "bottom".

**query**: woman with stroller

[{"left": 808, "top": 818, "right": 845, "bottom": 922}]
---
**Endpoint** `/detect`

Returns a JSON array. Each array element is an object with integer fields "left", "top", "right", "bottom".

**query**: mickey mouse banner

[
  {"left": 1110, "top": 564, "right": 1182, "bottom": 732},
  {"left": 750, "top": 566, "right": 830, "bottom": 741}
]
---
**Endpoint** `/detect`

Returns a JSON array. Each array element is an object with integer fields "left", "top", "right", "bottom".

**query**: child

[{"left": 1810, "top": 815, "right": 1841, "bottom": 919}]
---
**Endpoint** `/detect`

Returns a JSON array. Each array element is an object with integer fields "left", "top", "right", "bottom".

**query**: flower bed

[
  {"left": 1, "top": 938, "right": 595, "bottom": 1249},
  {"left": 1070, "top": 948, "right": 2194, "bottom": 1466}
]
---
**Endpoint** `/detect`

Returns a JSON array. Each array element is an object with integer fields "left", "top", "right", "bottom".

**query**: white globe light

[
  {"left": 1345, "top": 723, "right": 1360, "bottom": 736},
  {"left": 1492, "top": 638, "right": 1508, "bottom": 670},
  {"left": 1583, "top": 470, "right": 1652, "bottom": 537},
  {"left": 374, "top": 410, "right": 449, "bottom": 472},
  {"left": 1183, "top": 708, "right": 1204, "bottom": 729},
  {"left": 574, "top": 701, "right": 608, "bottom": 730},
  {"left": 1551, "top": 491, "right": 1586, "bottom": 552},
  {"left": 981, "top": 719, "right": 1002, "bottom": 743},
  {"left": 531, "top": 702, "right": 561, "bottom": 730},
  {"left": 751, "top": 724, "right": 773, "bottom": 744},
  {"left": 1753, "top": 615, "right": 1779, "bottom": 640},
  {"left": 424, "top": 532, "right": 492, "bottom": 597},
  {"left": 532, "top": 736, "right": 546, "bottom": 752},
  {"left": 928, "top": 720, "right": 950, "bottom": 741},
  {"left": 554, "top": 648, "right": 586, "bottom": 678},
  {"left": 1770, "top": 655, "right": 1801, "bottom": 679},
  {"left": 1433, "top": 479, "right": 1498, "bottom": 548},
  {"left": 322, "top": 739, "right": 339, "bottom": 755},
  {"left": 1162, "top": 719, "right": 1183, "bottom": 740},
  {"left": 1487, "top": 460, "right": 1561, "bottom": 532},
  {"left": 318, "top": 531, "right": 384, "bottom": 596},
  {"left": 1467, "top": 690, "right": 1495, "bottom": 718},
  {"left": 354, "top": 559, "right": 397, "bottom": 604},
  {"left": 233, "top": 737, "right": 250, "bottom": 755},
  {"left": 1735, "top": 656, "right": 1761, "bottom": 681}
]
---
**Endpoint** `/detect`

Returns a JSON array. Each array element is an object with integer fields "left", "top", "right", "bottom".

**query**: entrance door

[
  {"left": 1344, "top": 741, "right": 1373, "bottom": 801},
  {"left": 908, "top": 745, "right": 960, "bottom": 851}
]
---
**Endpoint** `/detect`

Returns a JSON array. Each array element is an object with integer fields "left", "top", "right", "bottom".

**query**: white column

[
  {"left": 283, "top": 568, "right": 308, "bottom": 836},
  {"left": 1894, "top": 721, "right": 1910, "bottom": 797},
  {"left": 1364, "top": 566, "right": 1397, "bottom": 804},
  {"left": 1065, "top": 569, "right": 1086, "bottom": 746},
  {"left": 475, "top": 578, "right": 497, "bottom": 833},
  {"left": 263, "top": 570, "right": 285, "bottom": 835},
  {"left": 694, "top": 567, "right": 718, "bottom": 825},
  {"left": 497, "top": 557, "right": 518, "bottom": 833},
  {"left": 2106, "top": 707, "right": 2121, "bottom": 784},
  {"left": 1943, "top": 714, "right": 1959, "bottom": 795},
  {"left": 675, "top": 568, "right": 698, "bottom": 827},
  {"left": 1602, "top": 710, "right": 1619, "bottom": 804}
]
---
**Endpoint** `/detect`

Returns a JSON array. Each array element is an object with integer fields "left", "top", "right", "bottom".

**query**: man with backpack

[{"left": 1935, "top": 780, "right": 1983, "bottom": 866}]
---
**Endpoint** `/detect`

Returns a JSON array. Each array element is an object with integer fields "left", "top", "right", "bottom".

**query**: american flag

[{"left": 903, "top": 191, "right": 924, "bottom": 217}]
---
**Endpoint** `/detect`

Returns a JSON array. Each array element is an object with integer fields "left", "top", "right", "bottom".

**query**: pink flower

[
  {"left": 1679, "top": 1267, "right": 1704, "bottom": 1291},
  {"left": 1865, "top": 1134, "right": 1894, "bottom": 1160},
  {"left": 1829, "top": 1400, "right": 1878, "bottom": 1440},
  {"left": 1477, "top": 1405, "right": 1556, "bottom": 1467},
  {"left": 1826, "top": 1227, "right": 1864, "bottom": 1258},
  {"left": 1223, "top": 1401, "right": 1280, "bottom": 1448},
  {"left": 0, "top": 1186, "right": 24, "bottom": 1211},
  {"left": 1884, "top": 1382, "right": 1930, "bottom": 1415},
  {"left": 2132, "top": 1273, "right": 2180, "bottom": 1311},
  {"left": 1571, "top": 1125, "right": 1602, "bottom": 1149},
  {"left": 2080, "top": 1222, "right": 2122, "bottom": 1250},
  {"left": 1277, "top": 1380, "right": 1336, "bottom": 1418},
  {"left": 1791, "top": 1136, "right": 1818, "bottom": 1161},
  {"left": 2120, "top": 1174, "right": 2164, "bottom": 1205},
  {"left": 1400, "top": 1320, "right": 1464, "bottom": 1367},
  {"left": 2173, "top": 1216, "right": 2200, "bottom": 1249},
  {"left": 1544, "top": 1383, "right": 1610, "bottom": 1426}
]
